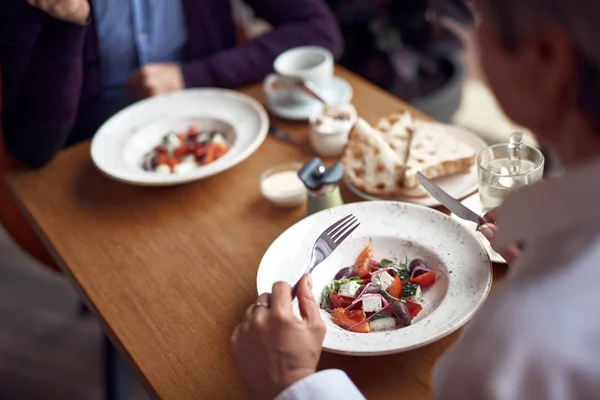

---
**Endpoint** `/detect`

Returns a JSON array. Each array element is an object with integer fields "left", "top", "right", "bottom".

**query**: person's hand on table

[
  {"left": 27, "top": 0, "right": 90, "bottom": 25},
  {"left": 477, "top": 207, "right": 520, "bottom": 265},
  {"left": 126, "top": 63, "right": 185, "bottom": 99},
  {"left": 230, "top": 276, "right": 325, "bottom": 399}
]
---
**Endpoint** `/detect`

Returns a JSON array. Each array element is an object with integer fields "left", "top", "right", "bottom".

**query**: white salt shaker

[{"left": 308, "top": 104, "right": 357, "bottom": 158}]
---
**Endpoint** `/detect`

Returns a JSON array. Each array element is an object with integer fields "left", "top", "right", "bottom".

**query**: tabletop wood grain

[{"left": 5, "top": 67, "right": 507, "bottom": 399}]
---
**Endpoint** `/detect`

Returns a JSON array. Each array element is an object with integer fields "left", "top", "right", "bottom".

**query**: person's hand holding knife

[{"left": 477, "top": 207, "right": 521, "bottom": 265}]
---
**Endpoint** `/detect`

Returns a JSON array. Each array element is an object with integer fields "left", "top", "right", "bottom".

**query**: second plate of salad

[
  {"left": 257, "top": 201, "right": 492, "bottom": 355},
  {"left": 91, "top": 88, "right": 268, "bottom": 186}
]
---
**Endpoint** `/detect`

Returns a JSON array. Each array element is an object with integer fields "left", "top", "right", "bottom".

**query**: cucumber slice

[{"left": 369, "top": 317, "right": 397, "bottom": 332}]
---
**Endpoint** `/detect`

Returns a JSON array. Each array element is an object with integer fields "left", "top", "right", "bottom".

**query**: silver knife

[{"left": 417, "top": 172, "right": 488, "bottom": 225}]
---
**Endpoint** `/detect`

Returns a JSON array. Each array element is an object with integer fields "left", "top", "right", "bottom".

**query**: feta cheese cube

[
  {"left": 155, "top": 164, "right": 171, "bottom": 174},
  {"left": 362, "top": 296, "right": 382, "bottom": 313},
  {"left": 338, "top": 281, "right": 360, "bottom": 298},
  {"left": 211, "top": 133, "right": 228, "bottom": 146},
  {"left": 372, "top": 272, "right": 395, "bottom": 290},
  {"left": 165, "top": 133, "right": 181, "bottom": 147},
  {"left": 174, "top": 156, "right": 196, "bottom": 174}
]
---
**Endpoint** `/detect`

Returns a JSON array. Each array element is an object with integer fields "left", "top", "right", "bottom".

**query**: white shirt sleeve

[
  {"left": 275, "top": 370, "right": 365, "bottom": 400},
  {"left": 432, "top": 279, "right": 600, "bottom": 400}
]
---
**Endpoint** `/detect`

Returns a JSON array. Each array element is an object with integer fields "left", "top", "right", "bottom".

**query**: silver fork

[{"left": 291, "top": 214, "right": 360, "bottom": 299}]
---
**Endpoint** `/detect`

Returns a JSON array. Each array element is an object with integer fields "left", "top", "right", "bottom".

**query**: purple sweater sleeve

[
  {"left": 180, "top": 0, "right": 342, "bottom": 88},
  {"left": 0, "top": 5, "right": 87, "bottom": 168}
]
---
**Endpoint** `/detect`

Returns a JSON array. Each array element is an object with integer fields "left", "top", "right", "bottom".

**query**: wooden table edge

[{"left": 3, "top": 171, "right": 160, "bottom": 399}]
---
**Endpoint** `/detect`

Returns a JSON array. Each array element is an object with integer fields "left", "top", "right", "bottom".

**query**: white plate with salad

[
  {"left": 257, "top": 201, "right": 492, "bottom": 356},
  {"left": 91, "top": 88, "right": 269, "bottom": 186}
]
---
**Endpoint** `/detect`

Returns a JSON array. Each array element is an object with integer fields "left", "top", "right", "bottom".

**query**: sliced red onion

[
  {"left": 344, "top": 283, "right": 374, "bottom": 310},
  {"left": 410, "top": 266, "right": 433, "bottom": 280},
  {"left": 370, "top": 258, "right": 380, "bottom": 268},
  {"left": 357, "top": 282, "right": 375, "bottom": 297},
  {"left": 347, "top": 303, "right": 392, "bottom": 332}
]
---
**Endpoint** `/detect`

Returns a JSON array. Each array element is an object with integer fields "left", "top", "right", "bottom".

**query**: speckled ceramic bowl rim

[{"left": 257, "top": 201, "right": 493, "bottom": 356}]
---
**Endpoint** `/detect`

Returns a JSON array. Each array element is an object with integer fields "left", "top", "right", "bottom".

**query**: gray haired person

[{"left": 231, "top": 1, "right": 600, "bottom": 399}]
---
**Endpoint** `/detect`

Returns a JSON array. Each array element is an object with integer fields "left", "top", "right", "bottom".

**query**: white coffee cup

[
  {"left": 264, "top": 46, "right": 335, "bottom": 115},
  {"left": 273, "top": 46, "right": 334, "bottom": 90}
]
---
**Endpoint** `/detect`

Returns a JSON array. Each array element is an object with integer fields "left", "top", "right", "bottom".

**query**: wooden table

[{"left": 6, "top": 67, "right": 507, "bottom": 399}]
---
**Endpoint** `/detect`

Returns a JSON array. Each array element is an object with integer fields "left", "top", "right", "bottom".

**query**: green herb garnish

[
  {"left": 399, "top": 256, "right": 409, "bottom": 269},
  {"left": 381, "top": 290, "right": 401, "bottom": 302},
  {"left": 380, "top": 257, "right": 410, "bottom": 279},
  {"left": 321, "top": 285, "right": 332, "bottom": 308},
  {"left": 391, "top": 259, "right": 410, "bottom": 279},
  {"left": 332, "top": 276, "right": 361, "bottom": 291},
  {"left": 402, "top": 282, "right": 420, "bottom": 298},
  {"left": 392, "top": 268, "right": 410, "bottom": 280}
]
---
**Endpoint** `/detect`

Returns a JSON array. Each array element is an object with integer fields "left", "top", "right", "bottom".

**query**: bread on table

[
  {"left": 342, "top": 118, "right": 405, "bottom": 195},
  {"left": 403, "top": 120, "right": 477, "bottom": 189},
  {"left": 342, "top": 111, "right": 477, "bottom": 198},
  {"left": 376, "top": 112, "right": 414, "bottom": 180}
]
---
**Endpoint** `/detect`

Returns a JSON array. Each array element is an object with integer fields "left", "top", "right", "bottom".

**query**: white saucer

[
  {"left": 266, "top": 76, "right": 353, "bottom": 121},
  {"left": 450, "top": 193, "right": 506, "bottom": 264}
]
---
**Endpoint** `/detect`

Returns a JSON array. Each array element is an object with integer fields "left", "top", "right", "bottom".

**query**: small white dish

[
  {"left": 91, "top": 89, "right": 269, "bottom": 186},
  {"left": 345, "top": 123, "right": 488, "bottom": 207},
  {"left": 260, "top": 163, "right": 307, "bottom": 208},
  {"left": 257, "top": 201, "right": 492, "bottom": 355},
  {"left": 308, "top": 104, "right": 357, "bottom": 157},
  {"left": 265, "top": 76, "right": 353, "bottom": 121},
  {"left": 450, "top": 193, "right": 506, "bottom": 264}
]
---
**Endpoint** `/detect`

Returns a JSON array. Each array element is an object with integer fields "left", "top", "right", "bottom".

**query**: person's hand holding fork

[{"left": 230, "top": 276, "right": 325, "bottom": 399}]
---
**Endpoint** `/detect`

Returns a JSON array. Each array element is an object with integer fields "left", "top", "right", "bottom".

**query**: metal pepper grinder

[{"left": 298, "top": 158, "right": 344, "bottom": 216}]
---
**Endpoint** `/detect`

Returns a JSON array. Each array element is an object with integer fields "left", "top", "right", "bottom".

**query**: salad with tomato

[
  {"left": 321, "top": 244, "right": 437, "bottom": 333},
  {"left": 142, "top": 125, "right": 230, "bottom": 174}
]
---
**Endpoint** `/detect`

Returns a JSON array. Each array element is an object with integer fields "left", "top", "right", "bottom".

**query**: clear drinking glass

[{"left": 477, "top": 143, "right": 545, "bottom": 213}]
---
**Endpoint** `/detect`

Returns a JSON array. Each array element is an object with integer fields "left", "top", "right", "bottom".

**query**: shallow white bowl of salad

[
  {"left": 257, "top": 201, "right": 492, "bottom": 356},
  {"left": 91, "top": 88, "right": 269, "bottom": 186}
]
